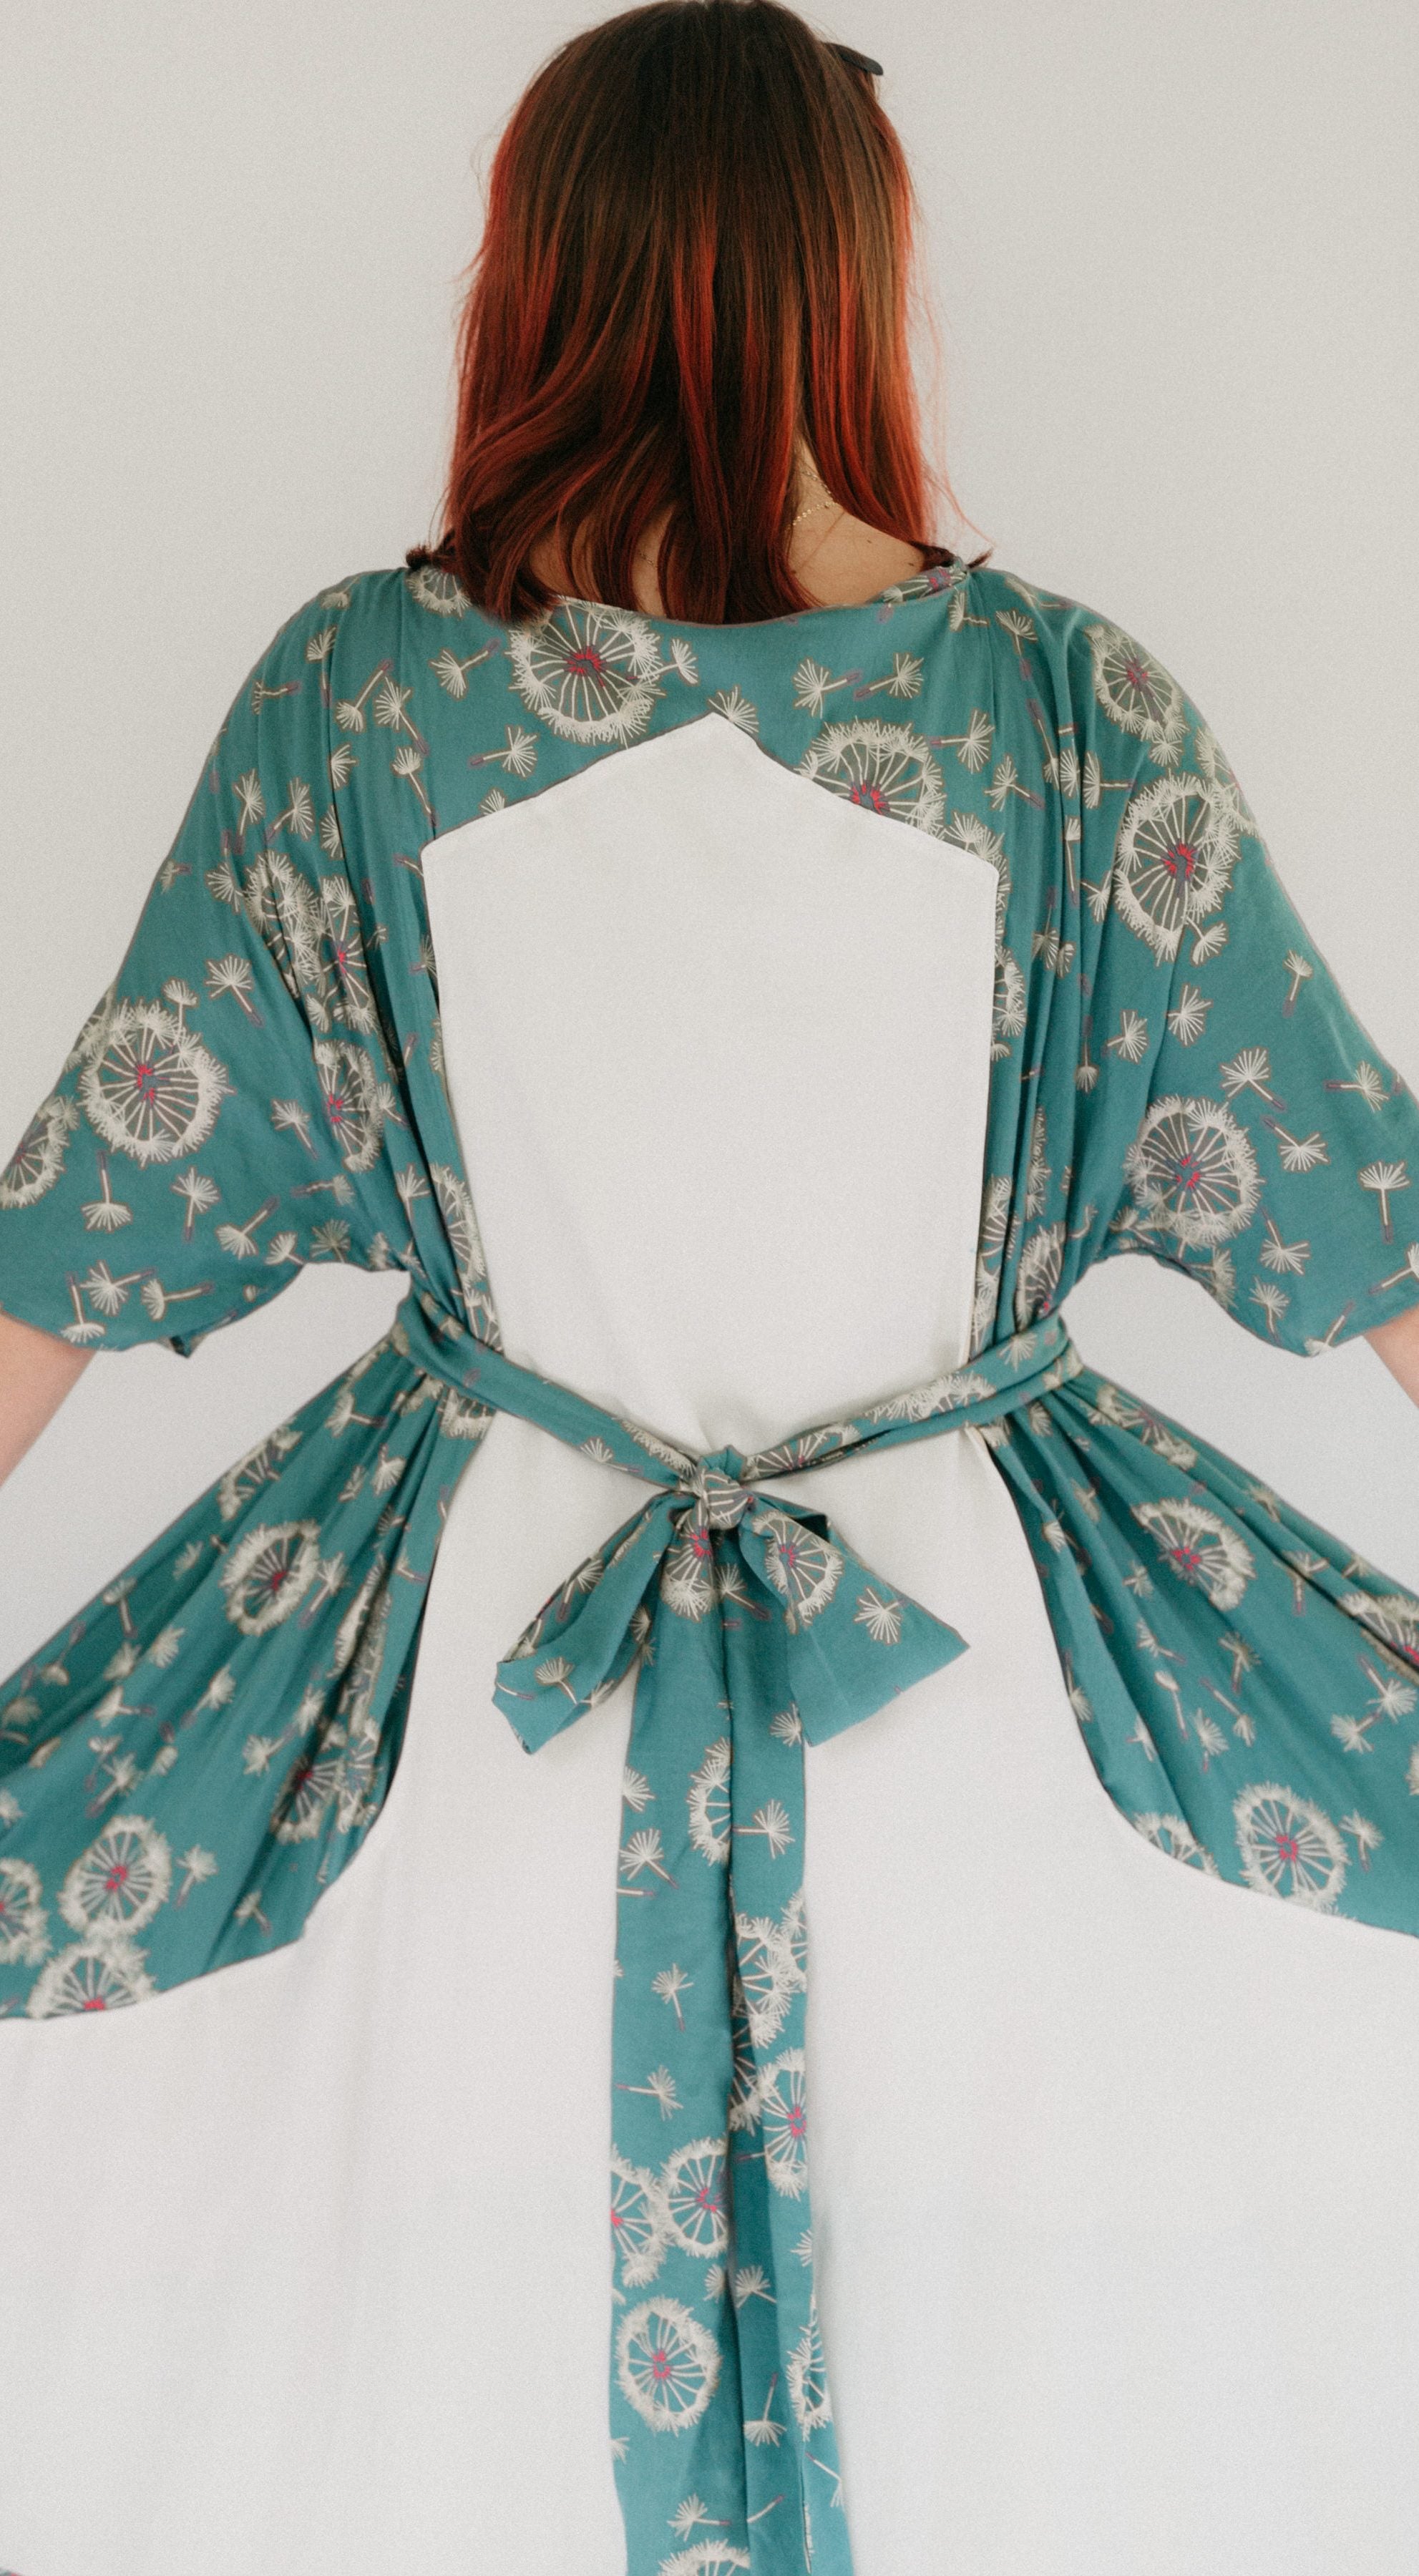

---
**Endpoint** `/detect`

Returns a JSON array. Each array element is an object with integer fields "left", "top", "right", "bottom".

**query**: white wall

[{"left": 1, "top": 0, "right": 1416, "bottom": 1669}]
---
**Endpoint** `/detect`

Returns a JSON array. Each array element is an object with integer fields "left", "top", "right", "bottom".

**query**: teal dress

[{"left": 2, "top": 553, "right": 1418, "bottom": 2575}]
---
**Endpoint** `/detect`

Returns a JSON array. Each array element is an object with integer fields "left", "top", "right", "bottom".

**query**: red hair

[{"left": 407, "top": 0, "right": 983, "bottom": 625}]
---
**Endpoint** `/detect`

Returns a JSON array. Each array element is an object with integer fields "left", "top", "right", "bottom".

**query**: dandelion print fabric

[{"left": 2, "top": 552, "right": 1419, "bottom": 2575}]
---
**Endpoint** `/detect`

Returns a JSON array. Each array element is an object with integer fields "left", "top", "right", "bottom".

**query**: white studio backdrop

[{"left": 1, "top": 0, "right": 1416, "bottom": 1669}]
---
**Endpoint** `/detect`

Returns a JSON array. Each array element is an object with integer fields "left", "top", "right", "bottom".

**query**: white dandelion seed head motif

[
  {"left": 731, "top": 2265, "right": 774, "bottom": 2311},
  {"left": 1131, "top": 1497, "right": 1255, "bottom": 1611},
  {"left": 241, "top": 851, "right": 321, "bottom": 988},
  {"left": 620, "top": 1827, "right": 673, "bottom": 1883},
  {"left": 405, "top": 563, "right": 471, "bottom": 618},
  {"left": 750, "top": 1511, "right": 842, "bottom": 1632},
  {"left": 660, "top": 2138, "right": 729, "bottom": 2258},
  {"left": 993, "top": 945, "right": 1028, "bottom": 1053},
  {"left": 734, "top": 1890, "right": 808, "bottom": 2049},
  {"left": 1106, "top": 1008, "right": 1150, "bottom": 1063},
  {"left": 1232, "top": 1781, "right": 1348, "bottom": 1910},
  {"left": 0, "top": 1858, "right": 50, "bottom": 1967},
  {"left": 1123, "top": 1095, "right": 1262, "bottom": 1249},
  {"left": 1013, "top": 1220, "right": 1066, "bottom": 1329},
  {"left": 853, "top": 1587, "right": 903, "bottom": 1646},
  {"left": 615, "top": 2297, "right": 721, "bottom": 2433},
  {"left": 1166, "top": 983, "right": 1211, "bottom": 1045},
  {"left": 429, "top": 1163, "right": 492, "bottom": 1317},
  {"left": 1330, "top": 1714, "right": 1372, "bottom": 1753},
  {"left": 492, "top": 726, "right": 539, "bottom": 779},
  {"left": 374, "top": 678, "right": 416, "bottom": 736},
  {"left": 216, "top": 1420, "right": 302, "bottom": 1523},
  {"left": 1358, "top": 1161, "right": 1410, "bottom": 1239},
  {"left": 1339, "top": 1591, "right": 1419, "bottom": 1663},
  {"left": 78, "top": 1000, "right": 231, "bottom": 1169},
  {"left": 1131, "top": 1812, "right": 1221, "bottom": 1873},
  {"left": 658, "top": 2550, "right": 751, "bottom": 2575},
  {"left": 792, "top": 656, "right": 839, "bottom": 714},
  {"left": 785, "top": 2299, "right": 834, "bottom": 2433},
  {"left": 942, "top": 804, "right": 1011, "bottom": 923},
  {"left": 313, "top": 1039, "right": 386, "bottom": 1174},
  {"left": 507, "top": 601, "right": 664, "bottom": 743},
  {"left": 0, "top": 1092, "right": 80, "bottom": 1209},
  {"left": 270, "top": 1749, "right": 344, "bottom": 1844},
  {"left": 652, "top": 1963, "right": 692, "bottom": 2024},
  {"left": 59, "top": 1814, "right": 172, "bottom": 1935},
  {"left": 1341, "top": 1810, "right": 1383, "bottom": 1858},
  {"left": 757, "top": 2048, "right": 809, "bottom": 2197},
  {"left": 740, "top": 1797, "right": 795, "bottom": 1856},
  {"left": 610, "top": 2152, "right": 672, "bottom": 2288},
  {"left": 660, "top": 1526, "right": 718, "bottom": 1621},
  {"left": 687, "top": 1739, "right": 733, "bottom": 1864},
  {"left": 218, "top": 1518, "right": 323, "bottom": 1634},
  {"left": 706, "top": 685, "right": 759, "bottom": 733},
  {"left": 1111, "top": 772, "right": 1239, "bottom": 960},
  {"left": 62, "top": 980, "right": 121, "bottom": 1072},
  {"left": 668, "top": 2495, "right": 716, "bottom": 2539},
  {"left": 797, "top": 717, "right": 947, "bottom": 835},
  {"left": 26, "top": 1934, "right": 155, "bottom": 2019},
  {"left": 1085, "top": 621, "right": 1186, "bottom": 755}
]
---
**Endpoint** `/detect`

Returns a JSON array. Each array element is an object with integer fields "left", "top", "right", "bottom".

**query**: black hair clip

[{"left": 826, "top": 40, "right": 884, "bottom": 77}]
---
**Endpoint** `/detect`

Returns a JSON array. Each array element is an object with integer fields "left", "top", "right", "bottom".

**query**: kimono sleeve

[
  {"left": 1074, "top": 610, "right": 1419, "bottom": 1354},
  {"left": 0, "top": 591, "right": 405, "bottom": 1356}
]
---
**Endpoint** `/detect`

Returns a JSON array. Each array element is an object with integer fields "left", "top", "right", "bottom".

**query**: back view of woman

[{"left": 4, "top": 7, "right": 1419, "bottom": 2572}]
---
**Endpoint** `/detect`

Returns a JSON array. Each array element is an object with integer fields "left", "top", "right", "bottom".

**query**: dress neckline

[{"left": 545, "top": 543, "right": 966, "bottom": 635}]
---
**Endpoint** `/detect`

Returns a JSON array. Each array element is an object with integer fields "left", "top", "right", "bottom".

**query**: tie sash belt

[{"left": 398, "top": 1289, "right": 1081, "bottom": 2576}]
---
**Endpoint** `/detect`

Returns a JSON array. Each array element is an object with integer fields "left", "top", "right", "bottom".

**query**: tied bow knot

[
  {"left": 673, "top": 1448, "right": 758, "bottom": 1529},
  {"left": 393, "top": 1289, "right": 1081, "bottom": 2573}
]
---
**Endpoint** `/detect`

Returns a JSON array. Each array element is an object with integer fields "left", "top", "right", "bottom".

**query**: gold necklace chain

[
  {"left": 791, "top": 480, "right": 839, "bottom": 527},
  {"left": 630, "top": 471, "right": 844, "bottom": 580}
]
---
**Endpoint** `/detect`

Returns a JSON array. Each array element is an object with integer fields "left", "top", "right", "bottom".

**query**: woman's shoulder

[{"left": 245, "top": 562, "right": 499, "bottom": 683}]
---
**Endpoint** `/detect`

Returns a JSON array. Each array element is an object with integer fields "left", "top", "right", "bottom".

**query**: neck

[{"left": 529, "top": 485, "right": 927, "bottom": 618}]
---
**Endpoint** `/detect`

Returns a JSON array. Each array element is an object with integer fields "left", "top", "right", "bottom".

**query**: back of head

[{"left": 409, "top": 0, "right": 953, "bottom": 625}]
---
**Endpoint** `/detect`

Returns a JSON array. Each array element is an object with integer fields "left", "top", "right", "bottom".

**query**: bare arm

[
  {"left": 0, "top": 1293, "right": 1414, "bottom": 1503},
  {"left": 1365, "top": 1304, "right": 1419, "bottom": 1410},
  {"left": 0, "top": 1308, "right": 93, "bottom": 1489}
]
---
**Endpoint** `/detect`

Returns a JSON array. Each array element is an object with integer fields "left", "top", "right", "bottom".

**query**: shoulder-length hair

[{"left": 406, "top": 0, "right": 982, "bottom": 626}]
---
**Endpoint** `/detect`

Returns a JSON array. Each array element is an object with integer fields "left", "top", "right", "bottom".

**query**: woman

[{"left": 2, "top": 4, "right": 1418, "bottom": 2570}]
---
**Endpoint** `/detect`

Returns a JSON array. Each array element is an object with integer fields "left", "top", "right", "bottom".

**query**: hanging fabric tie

[{"left": 398, "top": 1290, "right": 1081, "bottom": 2575}]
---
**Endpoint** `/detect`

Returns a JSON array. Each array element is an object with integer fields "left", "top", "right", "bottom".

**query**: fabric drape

[{"left": 3, "top": 553, "right": 1419, "bottom": 2572}]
